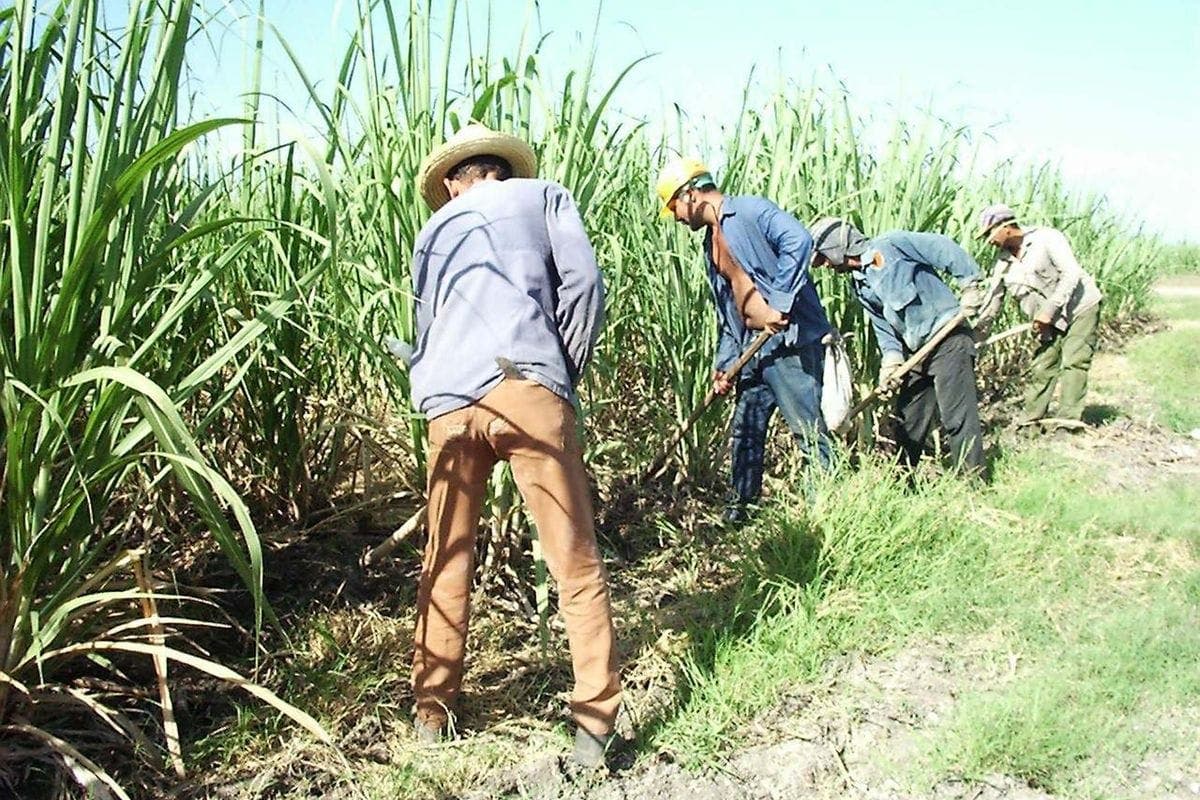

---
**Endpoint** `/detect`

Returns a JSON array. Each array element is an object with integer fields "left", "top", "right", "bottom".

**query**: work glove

[
  {"left": 876, "top": 353, "right": 905, "bottom": 400},
  {"left": 959, "top": 283, "right": 984, "bottom": 320}
]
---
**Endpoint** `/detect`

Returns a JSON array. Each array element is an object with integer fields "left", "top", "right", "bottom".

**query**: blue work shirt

[
  {"left": 851, "top": 231, "right": 981, "bottom": 358},
  {"left": 704, "top": 196, "right": 831, "bottom": 372},
  {"left": 409, "top": 178, "right": 604, "bottom": 419}
]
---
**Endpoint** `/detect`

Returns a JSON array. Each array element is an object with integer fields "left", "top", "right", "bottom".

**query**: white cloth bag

[{"left": 821, "top": 333, "right": 853, "bottom": 433}]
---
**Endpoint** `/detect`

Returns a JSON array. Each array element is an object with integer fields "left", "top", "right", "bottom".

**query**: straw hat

[{"left": 417, "top": 124, "right": 537, "bottom": 211}]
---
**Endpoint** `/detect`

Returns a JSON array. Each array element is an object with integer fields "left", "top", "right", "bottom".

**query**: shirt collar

[
  {"left": 1014, "top": 238, "right": 1031, "bottom": 262},
  {"left": 1009, "top": 227, "right": 1041, "bottom": 261},
  {"left": 718, "top": 195, "right": 740, "bottom": 220}
]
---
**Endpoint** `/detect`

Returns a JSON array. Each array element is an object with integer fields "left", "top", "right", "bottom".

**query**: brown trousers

[{"left": 411, "top": 379, "right": 621, "bottom": 735}]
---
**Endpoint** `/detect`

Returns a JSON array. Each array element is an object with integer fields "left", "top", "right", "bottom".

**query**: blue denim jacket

[
  {"left": 851, "top": 231, "right": 981, "bottom": 358},
  {"left": 703, "top": 195, "right": 831, "bottom": 372}
]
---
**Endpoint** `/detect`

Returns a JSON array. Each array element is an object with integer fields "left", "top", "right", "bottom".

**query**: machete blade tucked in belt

[{"left": 495, "top": 357, "right": 525, "bottom": 380}]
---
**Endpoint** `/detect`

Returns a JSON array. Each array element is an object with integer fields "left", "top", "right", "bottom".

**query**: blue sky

[{"left": 184, "top": 0, "right": 1199, "bottom": 241}]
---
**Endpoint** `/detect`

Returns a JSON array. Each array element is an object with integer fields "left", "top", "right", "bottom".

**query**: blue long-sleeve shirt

[
  {"left": 850, "top": 231, "right": 981, "bottom": 359},
  {"left": 704, "top": 196, "right": 831, "bottom": 372},
  {"left": 409, "top": 178, "right": 604, "bottom": 418}
]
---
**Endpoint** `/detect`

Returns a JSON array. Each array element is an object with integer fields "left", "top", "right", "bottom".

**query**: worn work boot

[{"left": 572, "top": 727, "right": 614, "bottom": 769}]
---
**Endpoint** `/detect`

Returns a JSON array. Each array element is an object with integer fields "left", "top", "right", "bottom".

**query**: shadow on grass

[
  {"left": 173, "top": 502, "right": 427, "bottom": 774},
  {"left": 1082, "top": 403, "right": 1122, "bottom": 426},
  {"left": 624, "top": 506, "right": 826, "bottom": 752}
]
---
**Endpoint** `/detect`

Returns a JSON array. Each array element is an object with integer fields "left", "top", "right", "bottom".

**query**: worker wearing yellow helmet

[
  {"left": 656, "top": 156, "right": 834, "bottom": 525},
  {"left": 655, "top": 157, "right": 712, "bottom": 219}
]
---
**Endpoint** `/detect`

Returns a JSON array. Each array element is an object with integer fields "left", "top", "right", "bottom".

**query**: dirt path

[
  {"left": 1059, "top": 333, "right": 1200, "bottom": 489},
  {"left": 1154, "top": 277, "right": 1200, "bottom": 330},
  {"left": 1153, "top": 275, "right": 1200, "bottom": 298},
  {"left": 461, "top": 285, "right": 1200, "bottom": 800}
]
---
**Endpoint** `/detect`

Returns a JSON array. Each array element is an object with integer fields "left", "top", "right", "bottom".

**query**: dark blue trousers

[{"left": 729, "top": 339, "right": 832, "bottom": 505}]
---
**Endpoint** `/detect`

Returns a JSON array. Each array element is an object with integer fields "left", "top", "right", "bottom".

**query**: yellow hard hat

[{"left": 655, "top": 156, "right": 711, "bottom": 218}]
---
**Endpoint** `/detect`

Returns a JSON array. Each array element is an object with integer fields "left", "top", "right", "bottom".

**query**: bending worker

[
  {"left": 811, "top": 218, "right": 987, "bottom": 475},
  {"left": 657, "top": 157, "right": 833, "bottom": 525},
  {"left": 407, "top": 124, "right": 621, "bottom": 768},
  {"left": 976, "top": 203, "right": 1102, "bottom": 430}
]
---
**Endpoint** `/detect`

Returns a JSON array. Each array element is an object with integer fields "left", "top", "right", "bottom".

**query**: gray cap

[
  {"left": 976, "top": 203, "right": 1017, "bottom": 239},
  {"left": 811, "top": 217, "right": 870, "bottom": 267}
]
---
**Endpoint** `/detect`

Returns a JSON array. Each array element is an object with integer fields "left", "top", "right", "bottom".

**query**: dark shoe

[
  {"left": 572, "top": 727, "right": 613, "bottom": 769},
  {"left": 720, "top": 502, "right": 754, "bottom": 527}
]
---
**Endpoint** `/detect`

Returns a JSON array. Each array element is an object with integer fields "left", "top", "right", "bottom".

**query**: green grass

[
  {"left": 1158, "top": 243, "right": 1200, "bottom": 276},
  {"left": 648, "top": 329, "right": 1200, "bottom": 793},
  {"left": 650, "top": 448, "right": 1199, "bottom": 790},
  {"left": 1133, "top": 287, "right": 1200, "bottom": 432},
  {"left": 996, "top": 446, "right": 1200, "bottom": 542},
  {"left": 1128, "top": 327, "right": 1200, "bottom": 433},
  {"left": 648, "top": 461, "right": 995, "bottom": 755},
  {"left": 930, "top": 589, "right": 1200, "bottom": 794},
  {"left": 1153, "top": 294, "right": 1200, "bottom": 323}
]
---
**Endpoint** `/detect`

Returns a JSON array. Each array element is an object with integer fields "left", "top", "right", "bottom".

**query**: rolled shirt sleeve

[
  {"left": 545, "top": 185, "right": 605, "bottom": 382},
  {"left": 757, "top": 200, "right": 815, "bottom": 312}
]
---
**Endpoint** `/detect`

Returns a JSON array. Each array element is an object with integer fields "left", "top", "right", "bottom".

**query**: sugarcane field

[{"left": 4, "top": 1, "right": 1200, "bottom": 798}]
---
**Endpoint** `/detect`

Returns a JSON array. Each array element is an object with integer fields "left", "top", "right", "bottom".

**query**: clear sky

[{"left": 183, "top": 0, "right": 1200, "bottom": 241}]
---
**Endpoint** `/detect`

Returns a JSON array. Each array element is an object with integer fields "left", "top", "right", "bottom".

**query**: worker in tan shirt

[{"left": 976, "top": 204, "right": 1103, "bottom": 428}]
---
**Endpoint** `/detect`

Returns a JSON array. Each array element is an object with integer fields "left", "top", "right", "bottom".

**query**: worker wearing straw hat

[
  {"left": 975, "top": 204, "right": 1103, "bottom": 430},
  {"left": 656, "top": 157, "right": 834, "bottom": 525},
  {"left": 810, "top": 218, "right": 987, "bottom": 475},
  {"left": 408, "top": 124, "right": 620, "bottom": 768}
]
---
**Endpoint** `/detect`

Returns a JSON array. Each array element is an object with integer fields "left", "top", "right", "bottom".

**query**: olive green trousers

[{"left": 1024, "top": 303, "right": 1101, "bottom": 421}]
